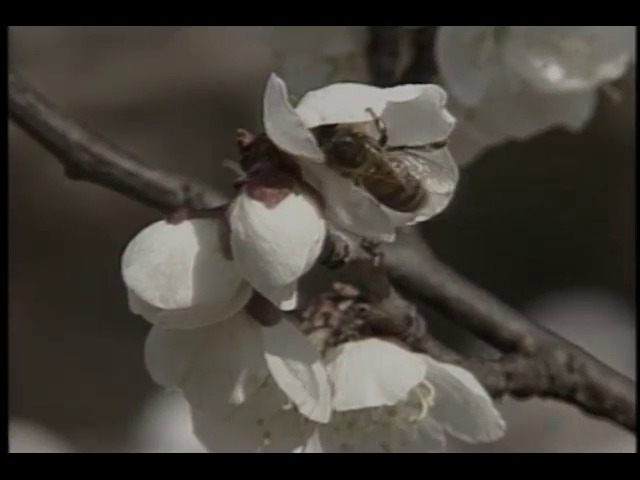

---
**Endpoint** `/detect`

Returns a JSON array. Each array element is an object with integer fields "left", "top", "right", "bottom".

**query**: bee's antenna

[{"left": 365, "top": 107, "right": 388, "bottom": 147}]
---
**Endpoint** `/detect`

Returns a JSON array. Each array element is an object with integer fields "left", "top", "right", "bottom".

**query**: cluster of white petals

[
  {"left": 436, "top": 26, "right": 636, "bottom": 165},
  {"left": 312, "top": 339, "right": 505, "bottom": 452},
  {"left": 121, "top": 219, "right": 505, "bottom": 452},
  {"left": 119, "top": 71, "right": 501, "bottom": 453},
  {"left": 122, "top": 219, "right": 333, "bottom": 450},
  {"left": 264, "top": 73, "right": 459, "bottom": 241}
]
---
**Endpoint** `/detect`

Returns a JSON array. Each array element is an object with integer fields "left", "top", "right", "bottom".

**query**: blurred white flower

[
  {"left": 304, "top": 338, "right": 506, "bottom": 452},
  {"left": 263, "top": 73, "right": 458, "bottom": 242},
  {"left": 9, "top": 419, "right": 75, "bottom": 453},
  {"left": 503, "top": 27, "right": 635, "bottom": 94},
  {"left": 226, "top": 27, "right": 368, "bottom": 95},
  {"left": 445, "top": 103, "right": 513, "bottom": 166},
  {"left": 229, "top": 180, "right": 326, "bottom": 311},
  {"left": 122, "top": 219, "right": 252, "bottom": 329},
  {"left": 437, "top": 26, "right": 636, "bottom": 165},
  {"left": 128, "top": 391, "right": 206, "bottom": 453},
  {"left": 146, "top": 314, "right": 332, "bottom": 452}
]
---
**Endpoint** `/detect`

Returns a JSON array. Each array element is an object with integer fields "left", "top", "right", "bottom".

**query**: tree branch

[
  {"left": 8, "top": 69, "right": 635, "bottom": 432},
  {"left": 365, "top": 26, "right": 635, "bottom": 432},
  {"left": 385, "top": 231, "right": 636, "bottom": 431},
  {"left": 8, "top": 71, "right": 223, "bottom": 213}
]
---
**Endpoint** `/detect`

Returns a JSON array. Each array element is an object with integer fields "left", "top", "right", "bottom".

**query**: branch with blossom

[{"left": 9, "top": 60, "right": 635, "bottom": 441}]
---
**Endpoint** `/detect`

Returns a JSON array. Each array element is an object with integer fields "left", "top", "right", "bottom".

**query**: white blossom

[
  {"left": 446, "top": 102, "right": 513, "bottom": 166},
  {"left": 149, "top": 313, "right": 504, "bottom": 454},
  {"left": 437, "top": 26, "right": 635, "bottom": 165},
  {"left": 263, "top": 73, "right": 458, "bottom": 242},
  {"left": 121, "top": 218, "right": 253, "bottom": 329},
  {"left": 307, "top": 338, "right": 505, "bottom": 452},
  {"left": 188, "top": 336, "right": 505, "bottom": 453},
  {"left": 145, "top": 314, "right": 332, "bottom": 452},
  {"left": 503, "top": 27, "right": 636, "bottom": 94},
  {"left": 228, "top": 184, "right": 326, "bottom": 311}
]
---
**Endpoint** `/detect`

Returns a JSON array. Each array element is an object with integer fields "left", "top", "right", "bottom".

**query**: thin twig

[{"left": 8, "top": 70, "right": 636, "bottom": 432}]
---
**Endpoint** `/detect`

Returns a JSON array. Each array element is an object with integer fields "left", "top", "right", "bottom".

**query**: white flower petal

[
  {"left": 295, "top": 82, "right": 388, "bottom": 128},
  {"left": 302, "top": 162, "right": 396, "bottom": 242},
  {"left": 121, "top": 219, "right": 251, "bottom": 327},
  {"left": 503, "top": 26, "right": 635, "bottom": 93},
  {"left": 229, "top": 189, "right": 326, "bottom": 310},
  {"left": 144, "top": 313, "right": 269, "bottom": 412},
  {"left": 469, "top": 73, "right": 598, "bottom": 138},
  {"left": 424, "top": 357, "right": 506, "bottom": 443},
  {"left": 191, "top": 379, "right": 314, "bottom": 453},
  {"left": 446, "top": 100, "right": 512, "bottom": 166},
  {"left": 263, "top": 73, "right": 325, "bottom": 162},
  {"left": 382, "top": 85, "right": 456, "bottom": 146},
  {"left": 436, "top": 26, "right": 503, "bottom": 107},
  {"left": 127, "top": 282, "right": 252, "bottom": 330},
  {"left": 326, "top": 338, "right": 427, "bottom": 411},
  {"left": 296, "top": 82, "right": 451, "bottom": 133},
  {"left": 262, "top": 318, "right": 332, "bottom": 423},
  {"left": 144, "top": 324, "right": 206, "bottom": 389},
  {"left": 130, "top": 392, "right": 206, "bottom": 453},
  {"left": 447, "top": 125, "right": 504, "bottom": 167}
]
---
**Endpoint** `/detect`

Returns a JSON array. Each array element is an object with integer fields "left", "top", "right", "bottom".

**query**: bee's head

[
  {"left": 311, "top": 123, "right": 377, "bottom": 168},
  {"left": 310, "top": 124, "right": 339, "bottom": 148}
]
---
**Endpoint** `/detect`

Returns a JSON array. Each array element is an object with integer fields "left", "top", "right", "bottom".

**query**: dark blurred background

[{"left": 8, "top": 26, "right": 635, "bottom": 452}]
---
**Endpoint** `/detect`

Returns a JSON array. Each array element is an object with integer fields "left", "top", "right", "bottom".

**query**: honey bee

[{"left": 310, "top": 109, "right": 449, "bottom": 213}]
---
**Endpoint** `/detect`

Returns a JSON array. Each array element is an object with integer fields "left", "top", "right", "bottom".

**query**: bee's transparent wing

[{"left": 386, "top": 146, "right": 459, "bottom": 194}]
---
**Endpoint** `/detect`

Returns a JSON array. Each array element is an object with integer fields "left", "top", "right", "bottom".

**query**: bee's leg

[
  {"left": 365, "top": 107, "right": 388, "bottom": 147},
  {"left": 320, "top": 228, "right": 353, "bottom": 269},
  {"left": 360, "top": 238, "right": 385, "bottom": 267}
]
